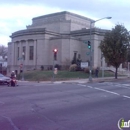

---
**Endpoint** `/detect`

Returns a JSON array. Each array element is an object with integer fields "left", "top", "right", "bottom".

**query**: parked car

[{"left": 0, "top": 73, "right": 11, "bottom": 85}]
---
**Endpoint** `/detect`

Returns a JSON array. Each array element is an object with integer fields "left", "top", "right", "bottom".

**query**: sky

[{"left": 0, "top": 0, "right": 130, "bottom": 46}]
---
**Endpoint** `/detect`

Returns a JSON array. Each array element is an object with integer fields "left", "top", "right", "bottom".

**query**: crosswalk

[
  {"left": 76, "top": 82, "right": 130, "bottom": 99},
  {"left": 98, "top": 82, "right": 130, "bottom": 89}
]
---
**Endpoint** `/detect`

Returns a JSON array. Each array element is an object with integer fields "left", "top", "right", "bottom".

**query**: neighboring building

[
  {"left": 8, "top": 11, "right": 107, "bottom": 74},
  {"left": 0, "top": 56, "right": 7, "bottom": 75}
]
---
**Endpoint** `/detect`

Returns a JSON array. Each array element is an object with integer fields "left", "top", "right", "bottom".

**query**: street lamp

[
  {"left": 22, "top": 52, "right": 25, "bottom": 81},
  {"left": 89, "top": 17, "right": 112, "bottom": 82}
]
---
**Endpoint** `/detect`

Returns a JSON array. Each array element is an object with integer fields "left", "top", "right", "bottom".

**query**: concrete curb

[
  {"left": 53, "top": 76, "right": 129, "bottom": 84},
  {"left": 17, "top": 76, "right": 129, "bottom": 84}
]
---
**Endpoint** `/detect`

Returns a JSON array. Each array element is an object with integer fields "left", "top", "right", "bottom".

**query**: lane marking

[
  {"left": 53, "top": 82, "right": 62, "bottom": 84},
  {"left": 99, "top": 82, "right": 130, "bottom": 90},
  {"left": 77, "top": 84, "right": 86, "bottom": 87},
  {"left": 2, "top": 116, "right": 19, "bottom": 130},
  {"left": 120, "top": 85, "right": 130, "bottom": 90},
  {"left": 77, "top": 84, "right": 130, "bottom": 99},
  {"left": 94, "top": 87, "right": 120, "bottom": 96},
  {"left": 123, "top": 95, "right": 130, "bottom": 99},
  {"left": 123, "top": 84, "right": 130, "bottom": 86},
  {"left": 87, "top": 86, "right": 93, "bottom": 89},
  {"left": 100, "top": 82, "right": 113, "bottom": 85}
]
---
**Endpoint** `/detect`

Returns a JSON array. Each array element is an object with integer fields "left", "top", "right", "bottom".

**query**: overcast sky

[{"left": 0, "top": 0, "right": 130, "bottom": 46}]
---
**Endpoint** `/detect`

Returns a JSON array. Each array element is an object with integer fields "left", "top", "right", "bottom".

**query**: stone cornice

[
  {"left": 10, "top": 28, "right": 61, "bottom": 38},
  {"left": 70, "top": 28, "right": 109, "bottom": 36},
  {"left": 10, "top": 27, "right": 109, "bottom": 40},
  {"left": 50, "top": 34, "right": 80, "bottom": 40}
]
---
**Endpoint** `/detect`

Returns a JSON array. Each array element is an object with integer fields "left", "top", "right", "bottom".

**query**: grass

[{"left": 19, "top": 70, "right": 116, "bottom": 81}]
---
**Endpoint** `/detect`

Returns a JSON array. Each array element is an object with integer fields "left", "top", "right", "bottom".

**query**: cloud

[
  {"left": 0, "top": 4, "right": 61, "bottom": 46},
  {"left": 0, "top": 0, "right": 130, "bottom": 46}
]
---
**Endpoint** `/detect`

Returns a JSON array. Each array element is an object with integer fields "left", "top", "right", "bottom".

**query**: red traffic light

[{"left": 53, "top": 49, "right": 58, "bottom": 52}]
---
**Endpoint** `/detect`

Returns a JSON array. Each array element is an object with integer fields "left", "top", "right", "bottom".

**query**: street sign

[
  {"left": 18, "top": 57, "right": 23, "bottom": 60},
  {"left": 86, "top": 52, "right": 90, "bottom": 55},
  {"left": 84, "top": 41, "right": 88, "bottom": 44}
]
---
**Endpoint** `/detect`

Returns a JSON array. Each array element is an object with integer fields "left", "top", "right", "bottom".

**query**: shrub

[
  {"left": 54, "top": 64, "right": 61, "bottom": 70},
  {"left": 84, "top": 67, "right": 98, "bottom": 74},
  {"left": 69, "top": 64, "right": 77, "bottom": 71},
  {"left": 41, "top": 65, "right": 44, "bottom": 71},
  {"left": 84, "top": 67, "right": 89, "bottom": 73}
]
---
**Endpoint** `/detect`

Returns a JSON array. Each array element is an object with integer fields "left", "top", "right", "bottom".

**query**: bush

[
  {"left": 69, "top": 64, "right": 77, "bottom": 71},
  {"left": 41, "top": 65, "right": 44, "bottom": 71},
  {"left": 54, "top": 64, "right": 61, "bottom": 70},
  {"left": 84, "top": 67, "right": 89, "bottom": 73},
  {"left": 84, "top": 67, "right": 99, "bottom": 75}
]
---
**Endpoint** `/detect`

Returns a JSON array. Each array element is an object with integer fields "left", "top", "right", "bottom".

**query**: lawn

[{"left": 19, "top": 70, "right": 115, "bottom": 81}]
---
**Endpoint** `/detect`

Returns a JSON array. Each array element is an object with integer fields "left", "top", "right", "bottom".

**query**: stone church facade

[{"left": 8, "top": 11, "right": 107, "bottom": 74}]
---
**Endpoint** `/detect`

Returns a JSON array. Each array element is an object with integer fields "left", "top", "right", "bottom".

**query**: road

[{"left": 0, "top": 80, "right": 130, "bottom": 130}]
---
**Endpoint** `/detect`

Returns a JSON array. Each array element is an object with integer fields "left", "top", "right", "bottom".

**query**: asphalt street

[{"left": 0, "top": 80, "right": 130, "bottom": 130}]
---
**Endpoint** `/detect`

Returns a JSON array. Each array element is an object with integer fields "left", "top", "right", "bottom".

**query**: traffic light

[
  {"left": 88, "top": 41, "right": 91, "bottom": 49},
  {"left": 53, "top": 49, "right": 58, "bottom": 60}
]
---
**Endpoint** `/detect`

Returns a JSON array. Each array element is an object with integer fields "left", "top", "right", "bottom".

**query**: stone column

[
  {"left": 34, "top": 40, "right": 37, "bottom": 69},
  {"left": 14, "top": 42, "right": 16, "bottom": 65},
  {"left": 25, "top": 40, "right": 29, "bottom": 66},
  {"left": 19, "top": 41, "right": 22, "bottom": 60},
  {"left": 11, "top": 42, "right": 15, "bottom": 67}
]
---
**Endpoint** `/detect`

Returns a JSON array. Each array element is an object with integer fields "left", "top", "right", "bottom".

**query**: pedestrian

[{"left": 95, "top": 67, "right": 99, "bottom": 77}]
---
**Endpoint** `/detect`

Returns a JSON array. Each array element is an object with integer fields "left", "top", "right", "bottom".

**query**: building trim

[
  {"left": 33, "top": 11, "right": 94, "bottom": 22},
  {"left": 10, "top": 28, "right": 61, "bottom": 38}
]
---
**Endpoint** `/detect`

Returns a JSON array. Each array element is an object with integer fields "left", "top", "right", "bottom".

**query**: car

[{"left": 0, "top": 73, "right": 11, "bottom": 85}]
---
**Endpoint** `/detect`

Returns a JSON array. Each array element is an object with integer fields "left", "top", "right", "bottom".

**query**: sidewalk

[
  {"left": 47, "top": 76, "right": 128, "bottom": 84},
  {"left": 18, "top": 76, "right": 129, "bottom": 85},
  {"left": 53, "top": 76, "right": 129, "bottom": 84}
]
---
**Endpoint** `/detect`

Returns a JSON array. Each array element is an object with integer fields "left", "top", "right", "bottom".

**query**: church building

[{"left": 8, "top": 11, "right": 108, "bottom": 74}]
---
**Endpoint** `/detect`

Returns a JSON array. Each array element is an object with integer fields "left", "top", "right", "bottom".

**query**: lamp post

[
  {"left": 101, "top": 53, "right": 104, "bottom": 78},
  {"left": 22, "top": 52, "right": 25, "bottom": 81},
  {"left": 89, "top": 17, "right": 112, "bottom": 82}
]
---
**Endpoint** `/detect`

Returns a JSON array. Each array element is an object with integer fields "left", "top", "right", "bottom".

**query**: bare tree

[{"left": 0, "top": 45, "right": 8, "bottom": 58}]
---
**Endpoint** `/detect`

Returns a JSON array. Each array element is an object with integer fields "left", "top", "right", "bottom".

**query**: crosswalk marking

[
  {"left": 87, "top": 86, "right": 93, "bottom": 89},
  {"left": 77, "top": 83, "right": 130, "bottom": 100},
  {"left": 94, "top": 87, "right": 120, "bottom": 96},
  {"left": 123, "top": 95, "right": 130, "bottom": 99},
  {"left": 77, "top": 84, "right": 86, "bottom": 87}
]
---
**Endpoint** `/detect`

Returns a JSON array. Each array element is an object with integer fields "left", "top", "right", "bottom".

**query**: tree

[
  {"left": 0, "top": 45, "right": 8, "bottom": 58},
  {"left": 99, "top": 24, "right": 130, "bottom": 79},
  {"left": 127, "top": 45, "right": 130, "bottom": 62}
]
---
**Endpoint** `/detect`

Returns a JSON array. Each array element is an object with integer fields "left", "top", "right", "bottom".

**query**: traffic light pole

[
  {"left": 52, "top": 57, "right": 55, "bottom": 82},
  {"left": 88, "top": 17, "right": 112, "bottom": 82},
  {"left": 21, "top": 52, "right": 24, "bottom": 81},
  {"left": 89, "top": 22, "right": 92, "bottom": 82}
]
